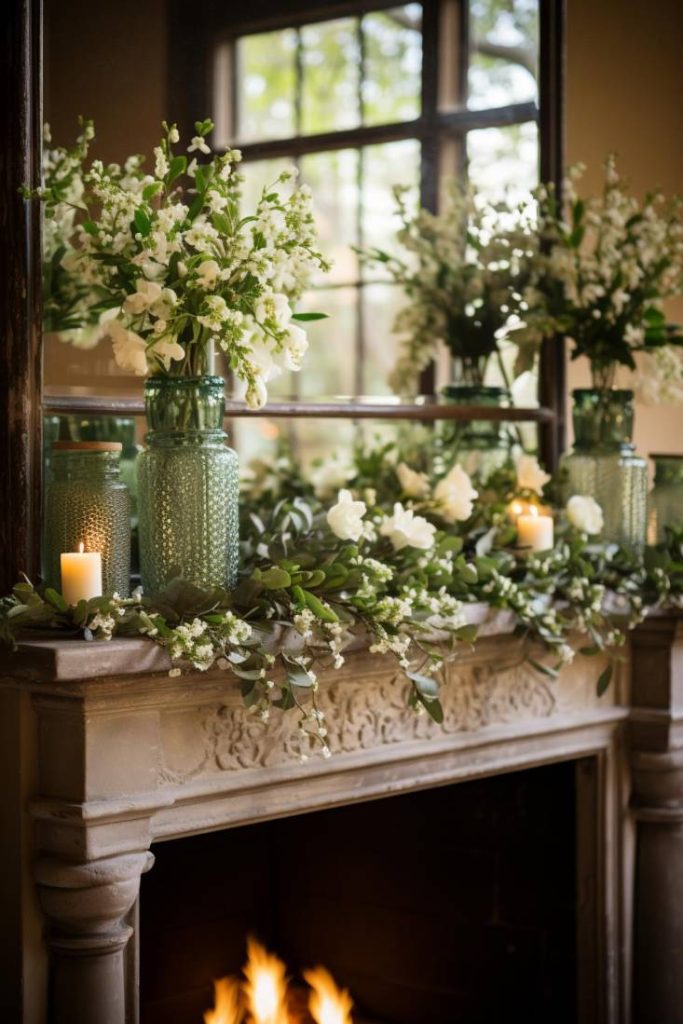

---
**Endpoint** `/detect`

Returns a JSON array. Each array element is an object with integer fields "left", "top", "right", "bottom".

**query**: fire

[
  {"left": 243, "top": 939, "right": 290, "bottom": 1024},
  {"left": 204, "top": 977, "right": 242, "bottom": 1024},
  {"left": 305, "top": 966, "right": 353, "bottom": 1024},
  {"left": 204, "top": 940, "right": 354, "bottom": 1024}
]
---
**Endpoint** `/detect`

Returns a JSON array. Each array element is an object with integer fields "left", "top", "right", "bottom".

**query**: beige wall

[{"left": 565, "top": 0, "right": 683, "bottom": 457}]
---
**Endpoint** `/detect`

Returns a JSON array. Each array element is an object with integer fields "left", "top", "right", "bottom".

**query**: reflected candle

[
  {"left": 60, "top": 542, "right": 102, "bottom": 605},
  {"left": 517, "top": 506, "right": 554, "bottom": 552}
]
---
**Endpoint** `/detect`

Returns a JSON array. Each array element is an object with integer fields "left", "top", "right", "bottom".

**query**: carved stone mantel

[{"left": 1, "top": 611, "right": 680, "bottom": 1024}]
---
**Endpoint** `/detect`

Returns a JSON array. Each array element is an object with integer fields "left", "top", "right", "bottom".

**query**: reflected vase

[
  {"left": 561, "top": 388, "right": 647, "bottom": 550},
  {"left": 649, "top": 454, "right": 683, "bottom": 543},
  {"left": 439, "top": 382, "right": 513, "bottom": 478},
  {"left": 44, "top": 441, "right": 131, "bottom": 596},
  {"left": 137, "top": 376, "right": 239, "bottom": 593}
]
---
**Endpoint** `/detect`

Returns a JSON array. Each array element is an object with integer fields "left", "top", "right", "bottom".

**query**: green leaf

[
  {"left": 167, "top": 155, "right": 187, "bottom": 184},
  {"left": 291, "top": 312, "right": 329, "bottom": 322},
  {"left": 302, "top": 590, "right": 339, "bottom": 623},
  {"left": 528, "top": 658, "right": 559, "bottom": 679},
  {"left": 254, "top": 566, "right": 291, "bottom": 590},
  {"left": 45, "top": 587, "right": 68, "bottom": 612},
  {"left": 454, "top": 624, "right": 478, "bottom": 645},
  {"left": 578, "top": 645, "right": 601, "bottom": 657},
  {"left": 407, "top": 671, "right": 440, "bottom": 699},
  {"left": 142, "top": 181, "right": 163, "bottom": 202},
  {"left": 596, "top": 663, "right": 613, "bottom": 697},
  {"left": 133, "top": 208, "right": 151, "bottom": 236}
]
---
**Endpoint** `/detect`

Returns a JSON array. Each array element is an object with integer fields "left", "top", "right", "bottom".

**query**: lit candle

[
  {"left": 517, "top": 506, "right": 554, "bottom": 552},
  {"left": 60, "top": 542, "right": 102, "bottom": 605}
]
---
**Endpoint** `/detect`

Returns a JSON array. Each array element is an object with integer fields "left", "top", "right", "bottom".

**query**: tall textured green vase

[
  {"left": 561, "top": 388, "right": 647, "bottom": 549},
  {"left": 137, "top": 376, "right": 239, "bottom": 592},
  {"left": 649, "top": 454, "right": 683, "bottom": 542},
  {"left": 440, "top": 383, "right": 512, "bottom": 478}
]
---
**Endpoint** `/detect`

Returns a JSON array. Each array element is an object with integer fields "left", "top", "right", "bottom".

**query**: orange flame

[
  {"left": 204, "top": 977, "right": 243, "bottom": 1024},
  {"left": 243, "top": 938, "right": 290, "bottom": 1024},
  {"left": 304, "top": 966, "right": 353, "bottom": 1024}
]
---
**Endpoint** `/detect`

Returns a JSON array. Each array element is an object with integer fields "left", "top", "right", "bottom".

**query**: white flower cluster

[
  {"left": 35, "top": 119, "right": 329, "bottom": 407},
  {"left": 360, "top": 183, "right": 531, "bottom": 391},
  {"left": 517, "top": 157, "right": 683, "bottom": 389},
  {"left": 396, "top": 460, "right": 479, "bottom": 524}
]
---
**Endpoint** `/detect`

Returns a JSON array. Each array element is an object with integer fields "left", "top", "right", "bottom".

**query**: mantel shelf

[
  {"left": 2, "top": 602, "right": 516, "bottom": 685},
  {"left": 43, "top": 393, "right": 555, "bottom": 422}
]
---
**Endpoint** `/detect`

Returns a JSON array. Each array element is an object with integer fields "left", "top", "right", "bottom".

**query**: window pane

[
  {"left": 362, "top": 139, "right": 421, "bottom": 279},
  {"left": 240, "top": 158, "right": 297, "bottom": 216},
  {"left": 363, "top": 5, "right": 422, "bottom": 126},
  {"left": 468, "top": 0, "right": 538, "bottom": 110},
  {"left": 362, "top": 283, "right": 405, "bottom": 395},
  {"left": 300, "top": 149, "right": 360, "bottom": 285},
  {"left": 236, "top": 29, "right": 297, "bottom": 141},
  {"left": 466, "top": 120, "right": 538, "bottom": 200},
  {"left": 297, "top": 287, "right": 358, "bottom": 396},
  {"left": 301, "top": 18, "right": 360, "bottom": 135}
]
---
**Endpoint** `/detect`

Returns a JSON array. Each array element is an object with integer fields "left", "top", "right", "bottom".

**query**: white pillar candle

[
  {"left": 517, "top": 509, "right": 554, "bottom": 552},
  {"left": 60, "top": 543, "right": 103, "bottom": 605}
]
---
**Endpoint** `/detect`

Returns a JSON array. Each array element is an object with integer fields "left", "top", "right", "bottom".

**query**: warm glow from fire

[
  {"left": 205, "top": 941, "right": 354, "bottom": 1024},
  {"left": 305, "top": 966, "right": 353, "bottom": 1024},
  {"left": 78, "top": 541, "right": 85, "bottom": 554},
  {"left": 243, "top": 939, "right": 290, "bottom": 1024},
  {"left": 204, "top": 978, "right": 242, "bottom": 1024}
]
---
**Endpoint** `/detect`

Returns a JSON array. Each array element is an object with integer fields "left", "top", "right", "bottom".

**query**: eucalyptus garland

[{"left": 2, "top": 462, "right": 681, "bottom": 757}]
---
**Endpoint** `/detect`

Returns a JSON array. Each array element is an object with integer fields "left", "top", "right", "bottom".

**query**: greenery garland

[{"left": 2, "top": 441, "right": 681, "bottom": 758}]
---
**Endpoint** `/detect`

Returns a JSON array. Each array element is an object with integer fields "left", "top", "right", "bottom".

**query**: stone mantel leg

[
  {"left": 629, "top": 615, "right": 683, "bottom": 1024},
  {"left": 34, "top": 851, "right": 153, "bottom": 1024}
]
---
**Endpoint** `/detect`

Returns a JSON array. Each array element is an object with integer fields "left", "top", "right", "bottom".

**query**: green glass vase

[
  {"left": 649, "top": 454, "right": 683, "bottom": 542},
  {"left": 439, "top": 383, "right": 512, "bottom": 478},
  {"left": 561, "top": 388, "right": 647, "bottom": 549},
  {"left": 137, "top": 376, "right": 239, "bottom": 592},
  {"left": 44, "top": 441, "right": 131, "bottom": 596}
]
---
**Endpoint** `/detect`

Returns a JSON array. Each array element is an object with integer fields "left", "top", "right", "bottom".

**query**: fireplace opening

[{"left": 140, "top": 761, "right": 578, "bottom": 1024}]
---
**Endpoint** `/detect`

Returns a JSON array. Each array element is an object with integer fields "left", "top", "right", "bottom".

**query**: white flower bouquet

[
  {"left": 516, "top": 157, "right": 683, "bottom": 391},
  {"left": 33, "top": 118, "right": 329, "bottom": 407},
  {"left": 359, "top": 183, "right": 532, "bottom": 392}
]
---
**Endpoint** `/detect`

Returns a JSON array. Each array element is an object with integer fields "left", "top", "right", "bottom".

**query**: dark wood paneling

[
  {"left": 538, "top": 0, "right": 566, "bottom": 468},
  {"left": 0, "top": 0, "right": 44, "bottom": 591}
]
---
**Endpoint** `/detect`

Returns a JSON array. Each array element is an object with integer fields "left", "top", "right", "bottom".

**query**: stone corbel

[{"left": 34, "top": 850, "right": 154, "bottom": 1024}]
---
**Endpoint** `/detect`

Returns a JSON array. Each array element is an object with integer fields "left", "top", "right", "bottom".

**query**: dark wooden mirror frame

[{"left": 0, "top": 0, "right": 565, "bottom": 593}]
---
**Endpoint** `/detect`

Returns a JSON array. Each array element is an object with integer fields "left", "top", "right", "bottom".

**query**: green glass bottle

[
  {"left": 439, "top": 383, "right": 513, "bottom": 478},
  {"left": 44, "top": 441, "right": 131, "bottom": 596},
  {"left": 561, "top": 389, "right": 647, "bottom": 550},
  {"left": 137, "top": 376, "right": 239, "bottom": 592},
  {"left": 649, "top": 454, "right": 683, "bottom": 542}
]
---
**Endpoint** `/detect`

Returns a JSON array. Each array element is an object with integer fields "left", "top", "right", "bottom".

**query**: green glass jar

[
  {"left": 561, "top": 389, "right": 647, "bottom": 549},
  {"left": 44, "top": 441, "right": 131, "bottom": 596},
  {"left": 649, "top": 454, "right": 683, "bottom": 542},
  {"left": 439, "top": 383, "right": 513, "bottom": 478},
  {"left": 137, "top": 376, "right": 239, "bottom": 592}
]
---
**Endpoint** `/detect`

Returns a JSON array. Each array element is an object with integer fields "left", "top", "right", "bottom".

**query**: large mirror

[{"left": 42, "top": 0, "right": 552, "bottom": 475}]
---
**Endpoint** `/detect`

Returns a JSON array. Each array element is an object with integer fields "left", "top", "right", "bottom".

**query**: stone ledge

[{"left": 1, "top": 602, "right": 517, "bottom": 685}]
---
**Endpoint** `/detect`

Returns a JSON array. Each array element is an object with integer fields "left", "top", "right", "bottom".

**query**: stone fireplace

[
  {"left": 140, "top": 763, "right": 578, "bottom": 1024},
  {"left": 1, "top": 611, "right": 682, "bottom": 1024}
]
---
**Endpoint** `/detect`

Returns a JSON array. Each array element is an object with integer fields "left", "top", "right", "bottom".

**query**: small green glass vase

[
  {"left": 649, "top": 454, "right": 683, "bottom": 542},
  {"left": 44, "top": 441, "right": 131, "bottom": 596},
  {"left": 561, "top": 388, "right": 647, "bottom": 549},
  {"left": 439, "top": 383, "right": 512, "bottom": 478},
  {"left": 137, "top": 376, "right": 239, "bottom": 592}
]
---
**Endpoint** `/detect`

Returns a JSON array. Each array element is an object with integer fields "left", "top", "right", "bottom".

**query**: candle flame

[
  {"left": 78, "top": 541, "right": 85, "bottom": 554},
  {"left": 305, "top": 966, "right": 353, "bottom": 1024},
  {"left": 528, "top": 505, "right": 539, "bottom": 518},
  {"left": 511, "top": 501, "right": 523, "bottom": 516},
  {"left": 204, "top": 978, "right": 243, "bottom": 1024},
  {"left": 243, "top": 938, "right": 289, "bottom": 1024}
]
